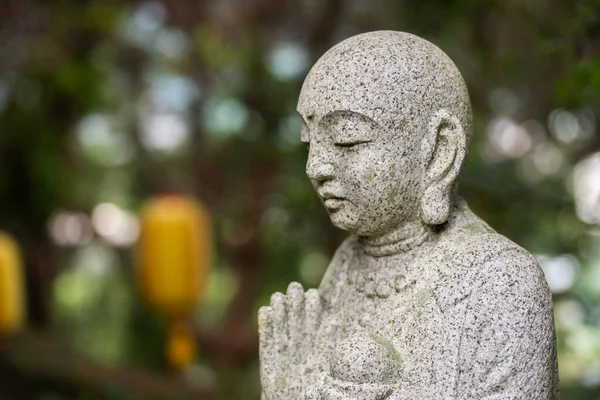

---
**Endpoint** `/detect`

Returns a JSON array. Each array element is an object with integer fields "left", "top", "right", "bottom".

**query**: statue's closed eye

[
  {"left": 334, "top": 140, "right": 372, "bottom": 148},
  {"left": 325, "top": 111, "right": 377, "bottom": 145}
]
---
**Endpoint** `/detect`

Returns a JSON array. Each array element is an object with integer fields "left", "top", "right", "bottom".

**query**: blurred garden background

[{"left": 0, "top": 0, "right": 600, "bottom": 399}]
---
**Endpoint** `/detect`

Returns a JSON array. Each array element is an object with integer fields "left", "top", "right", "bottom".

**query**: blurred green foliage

[{"left": 0, "top": 0, "right": 599, "bottom": 399}]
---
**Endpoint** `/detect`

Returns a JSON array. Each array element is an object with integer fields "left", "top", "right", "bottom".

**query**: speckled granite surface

[{"left": 259, "top": 31, "right": 558, "bottom": 400}]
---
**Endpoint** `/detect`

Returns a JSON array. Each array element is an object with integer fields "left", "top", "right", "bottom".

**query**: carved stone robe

[{"left": 317, "top": 202, "right": 559, "bottom": 399}]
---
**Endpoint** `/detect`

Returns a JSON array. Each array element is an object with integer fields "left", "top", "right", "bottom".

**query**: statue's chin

[
  {"left": 327, "top": 210, "right": 359, "bottom": 233},
  {"left": 330, "top": 220, "right": 355, "bottom": 234},
  {"left": 329, "top": 215, "right": 373, "bottom": 237},
  {"left": 326, "top": 207, "right": 397, "bottom": 236}
]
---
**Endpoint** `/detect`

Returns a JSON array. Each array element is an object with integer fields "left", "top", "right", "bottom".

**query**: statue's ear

[{"left": 419, "top": 110, "right": 467, "bottom": 225}]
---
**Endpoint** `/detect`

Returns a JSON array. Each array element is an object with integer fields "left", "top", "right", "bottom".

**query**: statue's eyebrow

[
  {"left": 297, "top": 111, "right": 312, "bottom": 125},
  {"left": 320, "top": 110, "right": 381, "bottom": 128}
]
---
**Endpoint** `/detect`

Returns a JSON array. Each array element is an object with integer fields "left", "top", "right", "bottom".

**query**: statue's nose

[{"left": 306, "top": 155, "right": 335, "bottom": 182}]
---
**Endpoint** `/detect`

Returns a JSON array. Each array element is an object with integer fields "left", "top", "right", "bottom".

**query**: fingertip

[
  {"left": 305, "top": 288, "right": 320, "bottom": 303},
  {"left": 287, "top": 283, "right": 305, "bottom": 311},
  {"left": 305, "top": 288, "right": 323, "bottom": 321},
  {"left": 270, "top": 291, "right": 285, "bottom": 306},
  {"left": 287, "top": 281, "right": 304, "bottom": 295},
  {"left": 258, "top": 306, "right": 272, "bottom": 321},
  {"left": 271, "top": 292, "right": 286, "bottom": 322}
]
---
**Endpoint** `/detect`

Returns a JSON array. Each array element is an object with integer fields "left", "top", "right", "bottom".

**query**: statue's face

[
  {"left": 297, "top": 31, "right": 472, "bottom": 234},
  {"left": 300, "top": 109, "right": 423, "bottom": 236}
]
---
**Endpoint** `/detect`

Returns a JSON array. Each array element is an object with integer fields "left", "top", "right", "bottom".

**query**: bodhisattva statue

[{"left": 258, "top": 31, "right": 558, "bottom": 400}]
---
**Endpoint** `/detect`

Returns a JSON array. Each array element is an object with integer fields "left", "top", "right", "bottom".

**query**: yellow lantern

[
  {"left": 138, "top": 195, "right": 212, "bottom": 369},
  {"left": 0, "top": 231, "right": 26, "bottom": 337}
]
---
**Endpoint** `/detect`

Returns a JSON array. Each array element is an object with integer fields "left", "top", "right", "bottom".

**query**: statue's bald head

[
  {"left": 298, "top": 31, "right": 472, "bottom": 148},
  {"left": 299, "top": 31, "right": 473, "bottom": 231}
]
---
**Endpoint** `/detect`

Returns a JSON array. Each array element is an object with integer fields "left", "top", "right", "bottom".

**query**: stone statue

[{"left": 258, "top": 31, "right": 558, "bottom": 400}]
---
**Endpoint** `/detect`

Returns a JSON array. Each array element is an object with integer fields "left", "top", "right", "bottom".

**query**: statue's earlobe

[
  {"left": 421, "top": 185, "right": 450, "bottom": 225},
  {"left": 420, "top": 110, "right": 466, "bottom": 225}
]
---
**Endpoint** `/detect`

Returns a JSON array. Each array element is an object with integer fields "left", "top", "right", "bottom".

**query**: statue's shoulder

[
  {"left": 445, "top": 229, "right": 542, "bottom": 285},
  {"left": 434, "top": 199, "right": 537, "bottom": 269},
  {"left": 428, "top": 201, "right": 547, "bottom": 309}
]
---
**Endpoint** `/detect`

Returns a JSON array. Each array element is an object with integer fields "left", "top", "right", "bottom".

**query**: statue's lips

[
  {"left": 323, "top": 198, "right": 346, "bottom": 210},
  {"left": 318, "top": 189, "right": 347, "bottom": 210}
]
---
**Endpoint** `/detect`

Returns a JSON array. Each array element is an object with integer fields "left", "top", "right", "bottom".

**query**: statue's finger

[
  {"left": 258, "top": 306, "right": 273, "bottom": 345},
  {"left": 258, "top": 306, "right": 276, "bottom": 377},
  {"left": 270, "top": 292, "right": 288, "bottom": 350},
  {"left": 304, "top": 288, "right": 323, "bottom": 351},
  {"left": 286, "top": 282, "right": 305, "bottom": 363}
]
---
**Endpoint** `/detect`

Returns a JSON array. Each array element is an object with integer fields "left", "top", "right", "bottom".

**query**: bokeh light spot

[
  {"left": 574, "top": 153, "right": 600, "bottom": 224},
  {"left": 267, "top": 42, "right": 309, "bottom": 81},
  {"left": 538, "top": 254, "right": 579, "bottom": 293},
  {"left": 92, "top": 203, "right": 140, "bottom": 247},
  {"left": 203, "top": 98, "right": 248, "bottom": 138}
]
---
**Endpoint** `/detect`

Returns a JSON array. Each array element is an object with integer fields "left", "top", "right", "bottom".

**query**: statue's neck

[{"left": 359, "top": 220, "right": 434, "bottom": 257}]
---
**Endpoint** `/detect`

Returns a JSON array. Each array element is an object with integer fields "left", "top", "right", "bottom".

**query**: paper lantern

[
  {"left": 0, "top": 232, "right": 26, "bottom": 336},
  {"left": 138, "top": 195, "right": 211, "bottom": 369}
]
